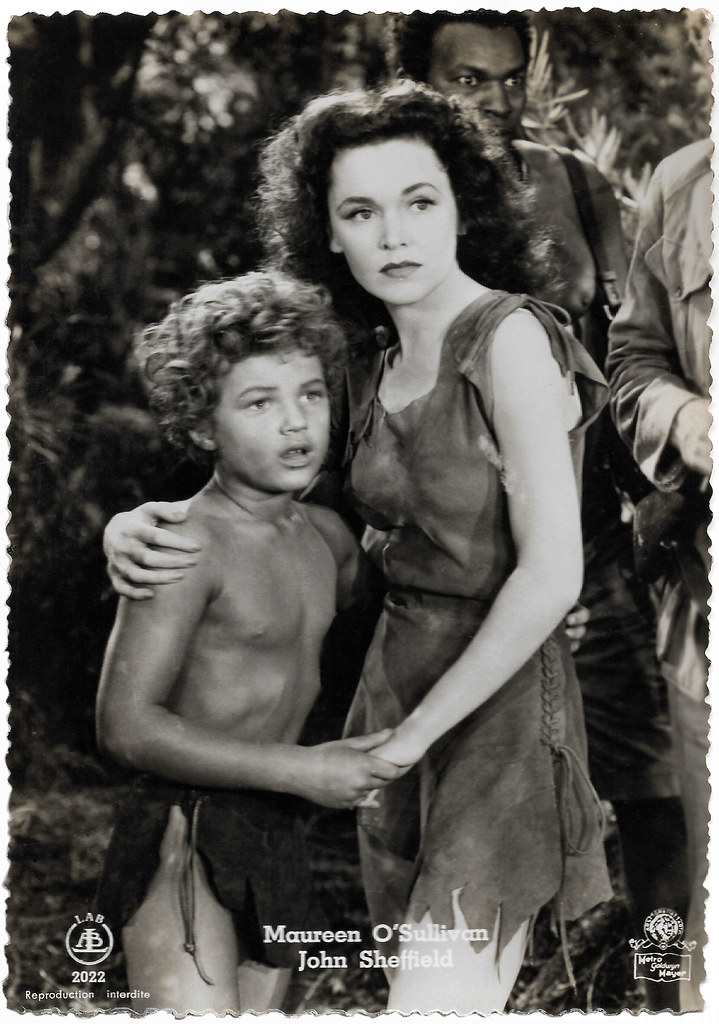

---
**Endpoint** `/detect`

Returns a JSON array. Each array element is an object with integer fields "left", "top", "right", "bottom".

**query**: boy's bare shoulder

[
  {"left": 302, "top": 501, "right": 354, "bottom": 541},
  {"left": 301, "top": 502, "right": 359, "bottom": 567},
  {"left": 179, "top": 492, "right": 251, "bottom": 562},
  {"left": 172, "top": 494, "right": 221, "bottom": 547}
]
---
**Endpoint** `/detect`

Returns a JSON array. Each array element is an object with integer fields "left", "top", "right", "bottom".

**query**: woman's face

[{"left": 327, "top": 137, "right": 462, "bottom": 310}]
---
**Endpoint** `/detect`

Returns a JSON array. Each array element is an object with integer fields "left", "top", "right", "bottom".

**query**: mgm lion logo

[{"left": 643, "top": 908, "right": 684, "bottom": 950}]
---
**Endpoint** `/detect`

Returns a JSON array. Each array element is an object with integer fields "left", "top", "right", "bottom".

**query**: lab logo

[
  {"left": 65, "top": 912, "right": 114, "bottom": 966},
  {"left": 628, "top": 908, "right": 695, "bottom": 984}
]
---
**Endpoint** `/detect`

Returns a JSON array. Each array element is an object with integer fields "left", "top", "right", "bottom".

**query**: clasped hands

[{"left": 355, "top": 728, "right": 424, "bottom": 808}]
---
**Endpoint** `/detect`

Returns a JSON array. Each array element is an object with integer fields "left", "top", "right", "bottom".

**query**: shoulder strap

[{"left": 554, "top": 148, "right": 623, "bottom": 321}]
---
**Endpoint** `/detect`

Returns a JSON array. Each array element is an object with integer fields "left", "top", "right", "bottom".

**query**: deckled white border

[{"left": 2, "top": 3, "right": 715, "bottom": 1021}]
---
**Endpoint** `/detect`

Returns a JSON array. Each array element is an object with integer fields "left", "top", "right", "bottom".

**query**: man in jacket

[{"left": 607, "top": 136, "right": 712, "bottom": 1011}]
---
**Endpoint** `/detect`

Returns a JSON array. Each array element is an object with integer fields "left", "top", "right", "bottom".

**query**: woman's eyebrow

[
  {"left": 336, "top": 195, "right": 374, "bottom": 207},
  {"left": 335, "top": 181, "right": 441, "bottom": 210},
  {"left": 234, "top": 384, "right": 277, "bottom": 398},
  {"left": 402, "top": 182, "right": 441, "bottom": 196}
]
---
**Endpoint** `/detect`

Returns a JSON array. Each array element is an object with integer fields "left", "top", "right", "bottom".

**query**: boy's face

[{"left": 202, "top": 350, "right": 331, "bottom": 496}]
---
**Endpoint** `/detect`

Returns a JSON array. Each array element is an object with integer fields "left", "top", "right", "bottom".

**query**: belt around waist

[{"left": 133, "top": 775, "right": 309, "bottom": 821}]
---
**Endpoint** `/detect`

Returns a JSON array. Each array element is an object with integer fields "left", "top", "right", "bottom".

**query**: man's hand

[
  {"left": 104, "top": 500, "right": 200, "bottom": 600},
  {"left": 564, "top": 603, "right": 589, "bottom": 653},
  {"left": 671, "top": 397, "right": 712, "bottom": 477}
]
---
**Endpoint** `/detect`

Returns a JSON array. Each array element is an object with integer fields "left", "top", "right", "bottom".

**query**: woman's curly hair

[
  {"left": 136, "top": 270, "right": 347, "bottom": 461},
  {"left": 256, "top": 80, "right": 557, "bottom": 335}
]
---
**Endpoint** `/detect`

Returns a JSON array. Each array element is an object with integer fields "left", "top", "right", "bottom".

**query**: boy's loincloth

[{"left": 95, "top": 777, "right": 322, "bottom": 969}]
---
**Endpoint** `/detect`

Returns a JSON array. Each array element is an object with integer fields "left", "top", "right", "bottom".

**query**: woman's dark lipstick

[{"left": 380, "top": 261, "right": 421, "bottom": 277}]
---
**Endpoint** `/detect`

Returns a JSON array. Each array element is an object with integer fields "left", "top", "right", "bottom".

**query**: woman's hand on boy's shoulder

[{"left": 104, "top": 499, "right": 202, "bottom": 600}]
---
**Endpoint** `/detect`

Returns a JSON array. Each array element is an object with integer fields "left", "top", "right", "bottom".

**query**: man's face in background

[{"left": 427, "top": 23, "right": 528, "bottom": 139}]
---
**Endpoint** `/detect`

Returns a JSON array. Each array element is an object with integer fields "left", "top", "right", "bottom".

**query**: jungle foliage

[
  {"left": 8, "top": 9, "right": 711, "bottom": 760},
  {"left": 5, "top": 10, "right": 711, "bottom": 1014}
]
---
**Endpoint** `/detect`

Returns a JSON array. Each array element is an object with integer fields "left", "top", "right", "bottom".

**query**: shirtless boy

[{"left": 94, "top": 270, "right": 399, "bottom": 1014}]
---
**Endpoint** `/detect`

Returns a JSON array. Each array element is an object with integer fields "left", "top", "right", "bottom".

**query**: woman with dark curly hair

[
  {"left": 256, "top": 78, "right": 555, "bottom": 338},
  {"left": 104, "top": 82, "right": 611, "bottom": 1011}
]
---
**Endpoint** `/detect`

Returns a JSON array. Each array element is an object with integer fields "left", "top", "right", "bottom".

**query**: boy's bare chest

[{"left": 204, "top": 519, "right": 337, "bottom": 649}]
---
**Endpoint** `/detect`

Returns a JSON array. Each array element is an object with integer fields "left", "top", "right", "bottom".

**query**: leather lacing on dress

[
  {"left": 178, "top": 795, "right": 215, "bottom": 985},
  {"left": 540, "top": 634, "right": 606, "bottom": 989}
]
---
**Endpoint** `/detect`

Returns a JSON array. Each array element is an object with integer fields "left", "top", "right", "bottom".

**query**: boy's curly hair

[
  {"left": 256, "top": 80, "right": 557, "bottom": 335},
  {"left": 389, "top": 11, "right": 533, "bottom": 84},
  {"left": 136, "top": 270, "right": 347, "bottom": 460}
]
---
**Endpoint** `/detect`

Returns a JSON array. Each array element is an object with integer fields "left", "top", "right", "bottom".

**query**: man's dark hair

[{"left": 391, "top": 11, "right": 533, "bottom": 84}]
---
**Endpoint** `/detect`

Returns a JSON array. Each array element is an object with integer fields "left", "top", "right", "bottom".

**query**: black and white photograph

[{"left": 5, "top": 3, "right": 715, "bottom": 1017}]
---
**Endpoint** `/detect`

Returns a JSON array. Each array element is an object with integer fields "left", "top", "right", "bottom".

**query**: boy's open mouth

[{"left": 280, "top": 445, "right": 312, "bottom": 467}]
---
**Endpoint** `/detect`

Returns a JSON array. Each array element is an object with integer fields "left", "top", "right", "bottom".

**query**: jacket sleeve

[{"left": 606, "top": 168, "right": 697, "bottom": 492}]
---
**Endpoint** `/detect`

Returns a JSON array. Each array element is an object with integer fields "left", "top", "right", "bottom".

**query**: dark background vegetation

[{"left": 6, "top": 9, "right": 711, "bottom": 1013}]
